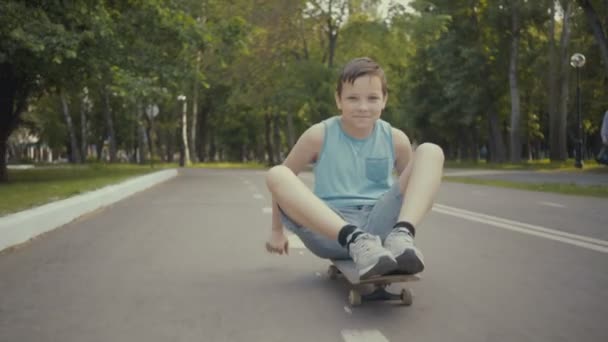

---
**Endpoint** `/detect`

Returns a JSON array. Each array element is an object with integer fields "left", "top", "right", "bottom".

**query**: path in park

[{"left": 1, "top": 169, "right": 607, "bottom": 341}]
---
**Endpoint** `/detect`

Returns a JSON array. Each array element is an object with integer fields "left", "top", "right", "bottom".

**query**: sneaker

[
  {"left": 348, "top": 233, "right": 398, "bottom": 279},
  {"left": 384, "top": 228, "right": 425, "bottom": 274}
]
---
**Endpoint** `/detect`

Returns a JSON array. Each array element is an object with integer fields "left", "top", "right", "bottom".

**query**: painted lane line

[
  {"left": 262, "top": 207, "right": 272, "bottom": 214},
  {"left": 343, "top": 306, "right": 352, "bottom": 314},
  {"left": 433, "top": 204, "right": 608, "bottom": 253},
  {"left": 538, "top": 201, "right": 565, "bottom": 208},
  {"left": 253, "top": 194, "right": 263, "bottom": 200},
  {"left": 434, "top": 204, "right": 608, "bottom": 247},
  {"left": 341, "top": 330, "right": 389, "bottom": 342}
]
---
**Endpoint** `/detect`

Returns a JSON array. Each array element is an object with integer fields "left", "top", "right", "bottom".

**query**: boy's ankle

[{"left": 393, "top": 221, "right": 415, "bottom": 237}]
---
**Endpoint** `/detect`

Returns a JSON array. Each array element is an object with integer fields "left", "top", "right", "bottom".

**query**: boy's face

[{"left": 335, "top": 75, "right": 387, "bottom": 130}]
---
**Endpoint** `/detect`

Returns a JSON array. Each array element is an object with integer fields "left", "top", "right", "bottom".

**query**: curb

[{"left": 0, "top": 169, "right": 178, "bottom": 253}]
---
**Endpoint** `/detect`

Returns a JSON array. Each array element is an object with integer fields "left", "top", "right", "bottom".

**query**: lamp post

[
  {"left": 177, "top": 95, "right": 190, "bottom": 167},
  {"left": 570, "top": 53, "right": 585, "bottom": 168},
  {"left": 145, "top": 104, "right": 159, "bottom": 168}
]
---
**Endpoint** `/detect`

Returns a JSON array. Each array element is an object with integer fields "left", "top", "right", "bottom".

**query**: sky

[{"left": 378, "top": 0, "right": 413, "bottom": 17}]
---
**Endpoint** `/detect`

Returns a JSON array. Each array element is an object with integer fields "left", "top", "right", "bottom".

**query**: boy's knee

[
  {"left": 266, "top": 165, "right": 292, "bottom": 189},
  {"left": 416, "top": 143, "right": 445, "bottom": 162}
]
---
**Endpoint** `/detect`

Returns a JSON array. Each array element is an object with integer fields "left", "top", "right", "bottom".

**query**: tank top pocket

[{"left": 365, "top": 157, "right": 389, "bottom": 183}]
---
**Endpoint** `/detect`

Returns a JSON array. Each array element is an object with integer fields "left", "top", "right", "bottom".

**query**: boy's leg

[
  {"left": 266, "top": 166, "right": 346, "bottom": 240},
  {"left": 396, "top": 143, "right": 445, "bottom": 226},
  {"left": 379, "top": 143, "right": 444, "bottom": 274},
  {"left": 266, "top": 165, "right": 398, "bottom": 278}
]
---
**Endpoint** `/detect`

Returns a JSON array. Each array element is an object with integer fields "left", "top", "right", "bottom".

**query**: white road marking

[
  {"left": 341, "top": 330, "right": 389, "bottom": 342},
  {"left": 343, "top": 306, "right": 352, "bottom": 314},
  {"left": 538, "top": 201, "right": 566, "bottom": 208},
  {"left": 252, "top": 194, "right": 263, "bottom": 200},
  {"left": 262, "top": 207, "right": 272, "bottom": 214},
  {"left": 315, "top": 272, "right": 322, "bottom": 277},
  {"left": 433, "top": 204, "right": 608, "bottom": 253}
]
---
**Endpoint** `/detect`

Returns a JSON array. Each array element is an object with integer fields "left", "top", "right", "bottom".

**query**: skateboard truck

[{"left": 328, "top": 263, "right": 417, "bottom": 307}]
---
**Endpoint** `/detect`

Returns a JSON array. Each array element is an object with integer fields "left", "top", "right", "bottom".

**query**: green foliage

[{"left": 3, "top": 0, "right": 608, "bottom": 169}]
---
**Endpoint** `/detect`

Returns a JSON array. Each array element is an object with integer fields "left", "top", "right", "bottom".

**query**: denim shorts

[{"left": 279, "top": 182, "right": 404, "bottom": 259}]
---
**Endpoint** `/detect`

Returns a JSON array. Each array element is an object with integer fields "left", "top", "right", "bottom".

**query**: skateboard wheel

[
  {"left": 400, "top": 289, "right": 413, "bottom": 306},
  {"left": 348, "top": 290, "right": 362, "bottom": 306},
  {"left": 328, "top": 265, "right": 339, "bottom": 280}
]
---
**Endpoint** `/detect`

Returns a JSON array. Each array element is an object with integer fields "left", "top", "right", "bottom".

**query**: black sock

[
  {"left": 338, "top": 224, "right": 363, "bottom": 249},
  {"left": 393, "top": 221, "right": 416, "bottom": 237}
]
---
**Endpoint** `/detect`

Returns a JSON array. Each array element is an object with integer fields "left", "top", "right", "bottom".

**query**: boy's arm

[
  {"left": 282, "top": 123, "right": 325, "bottom": 174},
  {"left": 270, "top": 123, "right": 324, "bottom": 231},
  {"left": 392, "top": 127, "right": 413, "bottom": 174}
]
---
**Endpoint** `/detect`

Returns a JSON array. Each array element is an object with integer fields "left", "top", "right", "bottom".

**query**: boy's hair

[{"left": 336, "top": 57, "right": 387, "bottom": 97}]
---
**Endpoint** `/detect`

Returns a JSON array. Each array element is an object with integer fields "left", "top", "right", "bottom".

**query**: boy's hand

[{"left": 265, "top": 230, "right": 289, "bottom": 255}]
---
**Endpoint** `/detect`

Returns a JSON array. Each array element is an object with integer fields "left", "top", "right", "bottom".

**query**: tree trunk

[
  {"left": 198, "top": 107, "right": 208, "bottom": 162},
  {"left": 0, "top": 62, "right": 28, "bottom": 182},
  {"left": 166, "top": 129, "right": 175, "bottom": 163},
  {"left": 80, "top": 90, "right": 88, "bottom": 162},
  {"left": 209, "top": 134, "right": 216, "bottom": 162},
  {"left": 137, "top": 104, "right": 148, "bottom": 163},
  {"left": 509, "top": 2, "right": 522, "bottom": 162},
  {"left": 60, "top": 89, "right": 81, "bottom": 163},
  {"left": 145, "top": 116, "right": 156, "bottom": 162},
  {"left": 180, "top": 100, "right": 191, "bottom": 166},
  {"left": 0, "top": 127, "right": 8, "bottom": 181},
  {"left": 488, "top": 109, "right": 507, "bottom": 163},
  {"left": 548, "top": 1, "right": 560, "bottom": 160},
  {"left": 577, "top": 0, "right": 608, "bottom": 76},
  {"left": 264, "top": 112, "right": 275, "bottom": 165},
  {"left": 103, "top": 87, "right": 117, "bottom": 162},
  {"left": 557, "top": 2, "right": 573, "bottom": 159},
  {"left": 190, "top": 52, "right": 201, "bottom": 163},
  {"left": 286, "top": 109, "right": 295, "bottom": 149},
  {"left": 273, "top": 112, "right": 282, "bottom": 162}
]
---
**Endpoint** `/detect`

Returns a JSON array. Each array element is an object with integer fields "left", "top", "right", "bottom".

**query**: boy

[{"left": 265, "top": 57, "right": 444, "bottom": 279}]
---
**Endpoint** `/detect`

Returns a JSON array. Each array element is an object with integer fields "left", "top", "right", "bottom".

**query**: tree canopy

[{"left": 1, "top": 0, "right": 607, "bottom": 181}]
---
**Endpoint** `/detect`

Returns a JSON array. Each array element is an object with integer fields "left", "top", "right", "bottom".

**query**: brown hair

[{"left": 336, "top": 57, "right": 387, "bottom": 97}]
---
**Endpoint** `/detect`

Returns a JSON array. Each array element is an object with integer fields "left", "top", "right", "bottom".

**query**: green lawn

[
  {"left": 191, "top": 161, "right": 267, "bottom": 169},
  {"left": 443, "top": 176, "right": 608, "bottom": 198},
  {"left": 0, "top": 162, "right": 269, "bottom": 217},
  {"left": 2, "top": 160, "right": 605, "bottom": 217},
  {"left": 445, "top": 159, "right": 608, "bottom": 173},
  {"left": 0, "top": 164, "right": 163, "bottom": 217}
]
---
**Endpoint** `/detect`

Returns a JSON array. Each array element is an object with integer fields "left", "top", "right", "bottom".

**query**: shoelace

[{"left": 351, "top": 235, "right": 377, "bottom": 260}]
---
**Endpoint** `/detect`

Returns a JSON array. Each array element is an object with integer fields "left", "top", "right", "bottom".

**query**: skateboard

[{"left": 328, "top": 259, "right": 420, "bottom": 306}]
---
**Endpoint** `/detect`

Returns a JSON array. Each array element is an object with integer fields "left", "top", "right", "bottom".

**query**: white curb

[{"left": 0, "top": 169, "right": 178, "bottom": 252}]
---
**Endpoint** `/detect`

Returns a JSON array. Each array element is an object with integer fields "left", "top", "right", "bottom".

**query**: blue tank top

[{"left": 313, "top": 116, "right": 395, "bottom": 207}]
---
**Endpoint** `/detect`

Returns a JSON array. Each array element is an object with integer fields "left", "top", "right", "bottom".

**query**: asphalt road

[
  {"left": 1, "top": 169, "right": 607, "bottom": 342},
  {"left": 444, "top": 169, "right": 608, "bottom": 186}
]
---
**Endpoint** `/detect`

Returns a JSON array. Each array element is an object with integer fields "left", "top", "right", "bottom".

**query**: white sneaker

[
  {"left": 348, "top": 233, "right": 398, "bottom": 279},
  {"left": 384, "top": 228, "right": 425, "bottom": 274}
]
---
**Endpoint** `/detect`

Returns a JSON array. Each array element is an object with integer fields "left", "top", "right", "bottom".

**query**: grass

[
  {"left": 0, "top": 164, "right": 164, "bottom": 217},
  {"left": 443, "top": 176, "right": 608, "bottom": 198},
  {"left": 445, "top": 159, "right": 608, "bottom": 173},
  {"left": 2, "top": 159, "right": 605, "bottom": 217},
  {"left": 191, "top": 161, "right": 267, "bottom": 169},
  {"left": 0, "top": 161, "right": 268, "bottom": 217}
]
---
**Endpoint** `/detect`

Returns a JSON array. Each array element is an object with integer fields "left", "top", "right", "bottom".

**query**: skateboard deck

[{"left": 329, "top": 259, "right": 420, "bottom": 306}]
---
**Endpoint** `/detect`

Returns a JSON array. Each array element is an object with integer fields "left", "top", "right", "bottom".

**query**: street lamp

[
  {"left": 177, "top": 95, "right": 190, "bottom": 167},
  {"left": 570, "top": 53, "right": 585, "bottom": 168}
]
